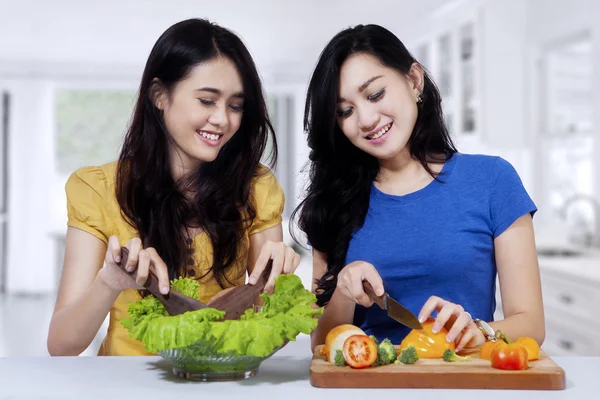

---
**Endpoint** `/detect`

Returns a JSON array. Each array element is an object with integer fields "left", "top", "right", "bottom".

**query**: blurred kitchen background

[{"left": 0, "top": 0, "right": 599, "bottom": 357}]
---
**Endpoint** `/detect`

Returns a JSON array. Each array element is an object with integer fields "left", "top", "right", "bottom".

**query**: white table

[{"left": 1, "top": 337, "right": 598, "bottom": 400}]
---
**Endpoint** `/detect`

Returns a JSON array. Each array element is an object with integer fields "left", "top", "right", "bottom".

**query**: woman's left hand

[
  {"left": 249, "top": 241, "right": 301, "bottom": 293},
  {"left": 418, "top": 295, "right": 486, "bottom": 352}
]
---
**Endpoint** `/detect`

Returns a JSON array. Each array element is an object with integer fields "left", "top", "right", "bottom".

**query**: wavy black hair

[
  {"left": 116, "top": 18, "right": 276, "bottom": 288},
  {"left": 291, "top": 24, "right": 456, "bottom": 306}
]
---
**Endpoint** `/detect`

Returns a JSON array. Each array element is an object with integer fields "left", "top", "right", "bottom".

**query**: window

[
  {"left": 54, "top": 89, "right": 136, "bottom": 175},
  {"left": 460, "top": 23, "right": 476, "bottom": 133},
  {"left": 0, "top": 91, "right": 9, "bottom": 292},
  {"left": 438, "top": 34, "right": 452, "bottom": 97},
  {"left": 53, "top": 87, "right": 297, "bottom": 220},
  {"left": 540, "top": 35, "right": 595, "bottom": 240}
]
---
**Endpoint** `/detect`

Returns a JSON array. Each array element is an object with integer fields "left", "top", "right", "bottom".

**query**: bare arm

[
  {"left": 418, "top": 213, "right": 546, "bottom": 351},
  {"left": 308, "top": 250, "right": 386, "bottom": 352},
  {"left": 488, "top": 213, "right": 545, "bottom": 344},
  {"left": 309, "top": 250, "right": 357, "bottom": 351},
  {"left": 47, "top": 228, "right": 171, "bottom": 356},
  {"left": 47, "top": 228, "right": 119, "bottom": 356}
]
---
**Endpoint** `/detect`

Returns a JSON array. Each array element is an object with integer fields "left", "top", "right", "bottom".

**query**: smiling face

[
  {"left": 155, "top": 56, "right": 245, "bottom": 175},
  {"left": 336, "top": 52, "right": 424, "bottom": 161}
]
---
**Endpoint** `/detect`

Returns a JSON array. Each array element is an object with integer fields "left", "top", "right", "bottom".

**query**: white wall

[
  {"left": 480, "top": 0, "right": 529, "bottom": 150},
  {"left": 528, "top": 0, "right": 593, "bottom": 45},
  {"left": 0, "top": 0, "right": 447, "bottom": 82}
]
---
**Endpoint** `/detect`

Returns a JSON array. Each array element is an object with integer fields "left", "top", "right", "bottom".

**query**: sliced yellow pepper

[{"left": 399, "top": 320, "right": 455, "bottom": 359}]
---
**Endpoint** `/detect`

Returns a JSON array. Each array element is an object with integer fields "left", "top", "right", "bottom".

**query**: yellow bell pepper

[
  {"left": 399, "top": 320, "right": 455, "bottom": 359},
  {"left": 480, "top": 340, "right": 506, "bottom": 360},
  {"left": 513, "top": 337, "right": 540, "bottom": 361}
]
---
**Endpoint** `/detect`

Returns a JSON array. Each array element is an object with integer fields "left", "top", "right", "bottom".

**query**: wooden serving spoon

[
  {"left": 207, "top": 260, "right": 273, "bottom": 320},
  {"left": 117, "top": 247, "right": 210, "bottom": 316}
]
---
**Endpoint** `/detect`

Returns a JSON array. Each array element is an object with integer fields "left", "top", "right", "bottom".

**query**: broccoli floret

[
  {"left": 369, "top": 335, "right": 380, "bottom": 345},
  {"left": 369, "top": 337, "right": 396, "bottom": 366},
  {"left": 443, "top": 349, "right": 471, "bottom": 362},
  {"left": 334, "top": 349, "right": 346, "bottom": 367},
  {"left": 394, "top": 345, "right": 419, "bottom": 365},
  {"left": 376, "top": 338, "right": 397, "bottom": 365}
]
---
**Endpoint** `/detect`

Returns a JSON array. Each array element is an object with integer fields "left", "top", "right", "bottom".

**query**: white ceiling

[{"left": 0, "top": 0, "right": 453, "bottom": 81}]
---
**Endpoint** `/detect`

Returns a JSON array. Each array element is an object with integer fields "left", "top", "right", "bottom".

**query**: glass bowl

[
  {"left": 157, "top": 305, "right": 282, "bottom": 381},
  {"left": 158, "top": 340, "right": 281, "bottom": 381}
]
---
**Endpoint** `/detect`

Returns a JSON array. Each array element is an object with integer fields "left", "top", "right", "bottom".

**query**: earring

[{"left": 416, "top": 92, "right": 423, "bottom": 103}]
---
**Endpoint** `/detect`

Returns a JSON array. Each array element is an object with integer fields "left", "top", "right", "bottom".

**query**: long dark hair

[
  {"left": 291, "top": 24, "right": 456, "bottom": 306},
  {"left": 116, "top": 18, "right": 276, "bottom": 288}
]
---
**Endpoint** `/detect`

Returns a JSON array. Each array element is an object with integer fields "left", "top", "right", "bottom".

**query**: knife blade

[{"left": 363, "top": 281, "right": 423, "bottom": 330}]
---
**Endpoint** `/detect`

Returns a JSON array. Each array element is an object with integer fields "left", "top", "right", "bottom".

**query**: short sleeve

[
  {"left": 65, "top": 166, "right": 113, "bottom": 244},
  {"left": 489, "top": 157, "right": 537, "bottom": 238},
  {"left": 248, "top": 166, "right": 285, "bottom": 235}
]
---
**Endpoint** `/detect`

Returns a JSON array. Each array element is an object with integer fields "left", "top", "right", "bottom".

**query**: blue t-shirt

[{"left": 346, "top": 153, "right": 537, "bottom": 344}]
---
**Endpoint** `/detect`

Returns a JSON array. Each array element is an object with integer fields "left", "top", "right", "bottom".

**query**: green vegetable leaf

[
  {"left": 169, "top": 276, "right": 200, "bottom": 299},
  {"left": 120, "top": 274, "right": 323, "bottom": 358}
]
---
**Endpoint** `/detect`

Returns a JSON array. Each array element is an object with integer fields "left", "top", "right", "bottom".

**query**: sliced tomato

[{"left": 342, "top": 334, "right": 378, "bottom": 369}]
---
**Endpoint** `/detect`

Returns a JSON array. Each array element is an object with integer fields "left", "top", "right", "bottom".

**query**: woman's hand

[
  {"left": 418, "top": 295, "right": 486, "bottom": 351},
  {"left": 249, "top": 241, "right": 301, "bottom": 293},
  {"left": 336, "top": 261, "right": 385, "bottom": 307},
  {"left": 97, "top": 236, "right": 171, "bottom": 295}
]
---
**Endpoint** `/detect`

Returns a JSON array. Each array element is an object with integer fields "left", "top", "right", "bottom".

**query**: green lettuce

[
  {"left": 169, "top": 276, "right": 200, "bottom": 299},
  {"left": 120, "top": 274, "right": 323, "bottom": 357}
]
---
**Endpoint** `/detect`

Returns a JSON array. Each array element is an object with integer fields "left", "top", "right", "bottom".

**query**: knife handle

[{"left": 362, "top": 281, "right": 386, "bottom": 310}]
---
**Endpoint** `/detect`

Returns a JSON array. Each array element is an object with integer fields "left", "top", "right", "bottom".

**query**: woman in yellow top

[{"left": 47, "top": 18, "right": 300, "bottom": 356}]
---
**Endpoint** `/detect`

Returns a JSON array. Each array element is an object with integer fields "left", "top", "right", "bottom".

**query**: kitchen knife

[{"left": 363, "top": 281, "right": 423, "bottom": 330}]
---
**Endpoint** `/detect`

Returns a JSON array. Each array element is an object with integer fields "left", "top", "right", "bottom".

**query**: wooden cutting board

[{"left": 310, "top": 345, "right": 566, "bottom": 390}]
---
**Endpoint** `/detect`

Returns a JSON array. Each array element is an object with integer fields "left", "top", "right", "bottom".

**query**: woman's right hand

[
  {"left": 97, "top": 236, "right": 171, "bottom": 295},
  {"left": 336, "top": 261, "right": 384, "bottom": 307}
]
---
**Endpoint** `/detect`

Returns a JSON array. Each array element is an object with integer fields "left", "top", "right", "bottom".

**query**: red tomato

[
  {"left": 342, "top": 335, "right": 378, "bottom": 369},
  {"left": 491, "top": 345, "right": 529, "bottom": 370}
]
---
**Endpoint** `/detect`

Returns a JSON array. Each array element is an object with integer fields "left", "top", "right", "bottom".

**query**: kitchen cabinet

[
  {"left": 538, "top": 256, "right": 600, "bottom": 356},
  {"left": 409, "top": 0, "right": 534, "bottom": 152},
  {"left": 411, "top": 8, "right": 481, "bottom": 142},
  {"left": 493, "top": 252, "right": 600, "bottom": 356}
]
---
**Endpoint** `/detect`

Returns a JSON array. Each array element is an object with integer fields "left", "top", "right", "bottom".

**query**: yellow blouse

[{"left": 65, "top": 161, "right": 284, "bottom": 356}]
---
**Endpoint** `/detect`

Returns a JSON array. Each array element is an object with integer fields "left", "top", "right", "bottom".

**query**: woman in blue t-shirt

[{"left": 292, "top": 24, "right": 544, "bottom": 352}]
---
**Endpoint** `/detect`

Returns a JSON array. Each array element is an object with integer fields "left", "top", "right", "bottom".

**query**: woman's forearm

[
  {"left": 310, "top": 288, "right": 357, "bottom": 351},
  {"left": 489, "top": 311, "right": 545, "bottom": 345},
  {"left": 47, "top": 271, "right": 119, "bottom": 356}
]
